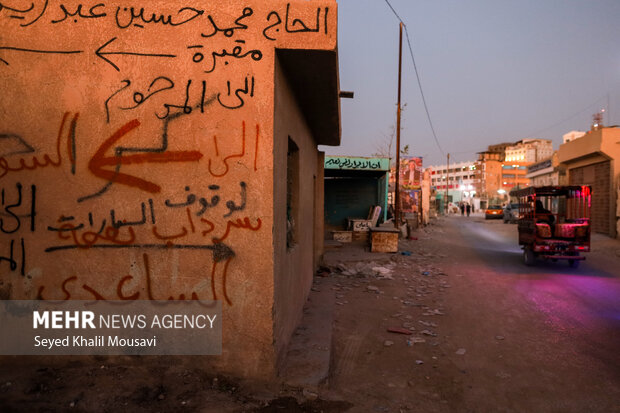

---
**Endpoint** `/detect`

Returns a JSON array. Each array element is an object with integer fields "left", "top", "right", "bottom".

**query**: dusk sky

[{"left": 320, "top": 0, "right": 620, "bottom": 167}]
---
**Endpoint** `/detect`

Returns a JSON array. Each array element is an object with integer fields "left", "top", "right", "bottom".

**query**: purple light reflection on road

[{"left": 517, "top": 274, "right": 620, "bottom": 338}]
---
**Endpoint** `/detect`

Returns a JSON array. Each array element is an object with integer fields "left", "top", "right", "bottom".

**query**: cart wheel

[
  {"left": 523, "top": 248, "right": 536, "bottom": 266},
  {"left": 568, "top": 259, "right": 580, "bottom": 269}
]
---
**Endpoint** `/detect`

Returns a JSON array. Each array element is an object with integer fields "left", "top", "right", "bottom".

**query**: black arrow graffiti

[
  {"left": 0, "top": 134, "right": 34, "bottom": 156},
  {"left": 95, "top": 37, "right": 177, "bottom": 71},
  {"left": 44, "top": 242, "right": 235, "bottom": 263},
  {"left": 0, "top": 46, "right": 83, "bottom": 66}
]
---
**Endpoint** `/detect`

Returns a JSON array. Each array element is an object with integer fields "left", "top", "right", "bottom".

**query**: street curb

[{"left": 279, "top": 283, "right": 335, "bottom": 390}]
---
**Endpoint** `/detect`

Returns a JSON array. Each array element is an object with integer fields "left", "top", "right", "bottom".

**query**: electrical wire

[
  {"left": 383, "top": 0, "right": 404, "bottom": 21},
  {"left": 383, "top": 0, "right": 445, "bottom": 157},
  {"left": 403, "top": 27, "right": 444, "bottom": 156}
]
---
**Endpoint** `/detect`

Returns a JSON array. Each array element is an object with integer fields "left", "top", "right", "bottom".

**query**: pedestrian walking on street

[
  {"left": 460, "top": 203, "right": 465, "bottom": 216},
  {"left": 466, "top": 203, "right": 471, "bottom": 217}
]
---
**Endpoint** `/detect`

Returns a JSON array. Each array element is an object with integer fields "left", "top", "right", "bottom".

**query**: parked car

[
  {"left": 485, "top": 205, "right": 503, "bottom": 219},
  {"left": 503, "top": 203, "right": 522, "bottom": 223}
]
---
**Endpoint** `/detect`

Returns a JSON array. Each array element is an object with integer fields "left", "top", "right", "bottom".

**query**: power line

[
  {"left": 403, "top": 27, "right": 444, "bottom": 156},
  {"left": 383, "top": 0, "right": 404, "bottom": 21},
  {"left": 383, "top": 0, "right": 444, "bottom": 156}
]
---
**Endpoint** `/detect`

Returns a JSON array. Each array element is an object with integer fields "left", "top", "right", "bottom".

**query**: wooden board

[{"left": 370, "top": 229, "right": 399, "bottom": 253}]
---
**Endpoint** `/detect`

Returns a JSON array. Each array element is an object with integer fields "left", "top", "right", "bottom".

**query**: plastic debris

[
  {"left": 407, "top": 337, "right": 426, "bottom": 345},
  {"left": 372, "top": 266, "right": 392, "bottom": 275},
  {"left": 302, "top": 388, "right": 319, "bottom": 401},
  {"left": 387, "top": 327, "right": 413, "bottom": 335}
]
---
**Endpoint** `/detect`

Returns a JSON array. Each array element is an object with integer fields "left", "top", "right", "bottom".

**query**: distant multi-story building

[
  {"left": 500, "top": 162, "right": 529, "bottom": 191},
  {"left": 487, "top": 142, "right": 512, "bottom": 156},
  {"left": 504, "top": 139, "right": 553, "bottom": 163},
  {"left": 474, "top": 151, "right": 503, "bottom": 208},
  {"left": 433, "top": 139, "right": 558, "bottom": 211},
  {"left": 475, "top": 138, "right": 554, "bottom": 205},
  {"left": 501, "top": 139, "right": 553, "bottom": 193},
  {"left": 429, "top": 160, "right": 477, "bottom": 208}
]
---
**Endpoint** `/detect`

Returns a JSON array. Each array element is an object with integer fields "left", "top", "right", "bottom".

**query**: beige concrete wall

[
  {"left": 558, "top": 127, "right": 620, "bottom": 238},
  {"left": 558, "top": 130, "right": 604, "bottom": 165},
  {"left": 314, "top": 152, "right": 325, "bottom": 269},
  {"left": 272, "top": 55, "right": 321, "bottom": 368},
  {"left": 0, "top": 0, "right": 336, "bottom": 379},
  {"left": 601, "top": 131, "right": 620, "bottom": 212}
]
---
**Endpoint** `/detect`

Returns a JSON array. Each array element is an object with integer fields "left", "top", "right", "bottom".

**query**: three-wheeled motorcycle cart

[{"left": 512, "top": 186, "right": 591, "bottom": 268}]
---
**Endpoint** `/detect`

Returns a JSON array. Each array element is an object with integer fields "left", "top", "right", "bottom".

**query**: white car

[{"left": 503, "top": 203, "right": 522, "bottom": 224}]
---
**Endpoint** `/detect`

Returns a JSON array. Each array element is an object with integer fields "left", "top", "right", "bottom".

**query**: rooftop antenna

[{"left": 592, "top": 111, "right": 603, "bottom": 130}]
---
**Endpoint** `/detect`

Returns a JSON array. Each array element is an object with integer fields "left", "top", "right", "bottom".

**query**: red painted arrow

[{"left": 88, "top": 119, "right": 203, "bottom": 193}]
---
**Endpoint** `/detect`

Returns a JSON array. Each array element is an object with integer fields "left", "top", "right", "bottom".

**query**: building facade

[
  {"left": 475, "top": 139, "right": 554, "bottom": 205},
  {"left": 504, "top": 139, "right": 553, "bottom": 163},
  {"left": 558, "top": 126, "right": 620, "bottom": 237},
  {"left": 324, "top": 156, "right": 390, "bottom": 232},
  {"left": 0, "top": 0, "right": 340, "bottom": 380},
  {"left": 500, "top": 162, "right": 530, "bottom": 191},
  {"left": 526, "top": 152, "right": 566, "bottom": 187},
  {"left": 474, "top": 152, "right": 503, "bottom": 208},
  {"left": 429, "top": 161, "right": 477, "bottom": 209}
]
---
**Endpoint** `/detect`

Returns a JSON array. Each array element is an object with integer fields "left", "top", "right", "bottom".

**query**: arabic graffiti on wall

[{"left": 0, "top": 0, "right": 336, "bottom": 304}]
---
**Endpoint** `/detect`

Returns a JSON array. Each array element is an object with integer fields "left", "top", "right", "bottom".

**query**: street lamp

[{"left": 497, "top": 188, "right": 506, "bottom": 203}]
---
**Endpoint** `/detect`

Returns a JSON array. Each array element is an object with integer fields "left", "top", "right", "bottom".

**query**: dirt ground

[
  {"left": 1, "top": 216, "right": 619, "bottom": 412},
  {"left": 318, "top": 215, "right": 619, "bottom": 412}
]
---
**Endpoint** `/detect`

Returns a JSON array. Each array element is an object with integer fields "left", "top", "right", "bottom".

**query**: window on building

[{"left": 286, "top": 138, "right": 299, "bottom": 250}]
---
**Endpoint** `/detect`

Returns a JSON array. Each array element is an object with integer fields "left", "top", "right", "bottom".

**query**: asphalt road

[{"left": 439, "top": 215, "right": 620, "bottom": 412}]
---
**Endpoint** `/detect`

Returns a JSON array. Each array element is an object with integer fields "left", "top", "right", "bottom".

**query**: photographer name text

[{"left": 34, "top": 335, "right": 158, "bottom": 349}]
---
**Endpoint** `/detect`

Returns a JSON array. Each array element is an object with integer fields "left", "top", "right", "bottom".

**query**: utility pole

[
  {"left": 445, "top": 153, "right": 450, "bottom": 214},
  {"left": 394, "top": 21, "right": 403, "bottom": 229}
]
